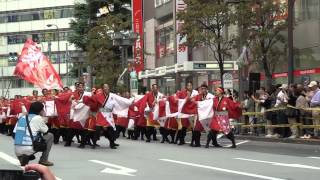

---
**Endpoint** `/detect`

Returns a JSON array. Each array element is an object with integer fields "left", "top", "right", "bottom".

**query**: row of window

[
  {"left": 0, "top": 7, "right": 74, "bottom": 23},
  {"left": 6, "top": 31, "right": 72, "bottom": 45}
]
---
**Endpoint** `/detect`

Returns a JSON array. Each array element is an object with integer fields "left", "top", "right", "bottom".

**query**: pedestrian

[
  {"left": 309, "top": 81, "right": 320, "bottom": 138},
  {"left": 14, "top": 101, "right": 54, "bottom": 166}
]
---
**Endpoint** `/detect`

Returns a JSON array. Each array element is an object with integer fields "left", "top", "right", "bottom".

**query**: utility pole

[{"left": 288, "top": 0, "right": 295, "bottom": 84}]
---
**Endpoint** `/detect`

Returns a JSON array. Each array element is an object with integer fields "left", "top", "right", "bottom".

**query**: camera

[{"left": 0, "top": 163, "right": 41, "bottom": 180}]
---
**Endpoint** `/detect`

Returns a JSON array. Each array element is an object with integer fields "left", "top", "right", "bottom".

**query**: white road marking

[
  {"left": 235, "top": 158, "right": 320, "bottom": 170},
  {"left": 89, "top": 160, "right": 137, "bottom": 176},
  {"left": 225, "top": 140, "right": 250, "bottom": 148},
  {"left": 159, "top": 158, "right": 286, "bottom": 180},
  {"left": 0, "top": 152, "right": 62, "bottom": 180},
  {"left": 185, "top": 140, "right": 250, "bottom": 147},
  {"left": 308, "top": 157, "right": 320, "bottom": 160}
]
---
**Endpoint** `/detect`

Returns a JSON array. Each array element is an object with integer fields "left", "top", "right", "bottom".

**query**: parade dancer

[
  {"left": 206, "top": 87, "right": 241, "bottom": 148},
  {"left": 175, "top": 82, "right": 199, "bottom": 145}
]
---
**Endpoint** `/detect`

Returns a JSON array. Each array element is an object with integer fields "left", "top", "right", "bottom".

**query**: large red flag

[{"left": 14, "top": 39, "right": 63, "bottom": 89}]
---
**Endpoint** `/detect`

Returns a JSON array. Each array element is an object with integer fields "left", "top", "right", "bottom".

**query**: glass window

[
  {"left": 0, "top": 15, "right": 6, "bottom": 23},
  {"left": 44, "top": 10, "right": 55, "bottom": 19},
  {"left": 295, "top": 0, "right": 320, "bottom": 21},
  {"left": 156, "top": 26, "right": 174, "bottom": 59},
  {"left": 32, "top": 12, "right": 40, "bottom": 20}
]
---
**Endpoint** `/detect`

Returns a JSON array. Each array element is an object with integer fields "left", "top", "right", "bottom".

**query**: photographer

[{"left": 14, "top": 101, "right": 54, "bottom": 166}]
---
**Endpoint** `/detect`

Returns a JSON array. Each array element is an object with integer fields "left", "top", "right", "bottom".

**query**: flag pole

[{"left": 4, "top": 81, "right": 12, "bottom": 99}]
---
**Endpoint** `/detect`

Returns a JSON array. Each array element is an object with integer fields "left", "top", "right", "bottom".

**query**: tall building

[{"left": 0, "top": 0, "right": 83, "bottom": 98}]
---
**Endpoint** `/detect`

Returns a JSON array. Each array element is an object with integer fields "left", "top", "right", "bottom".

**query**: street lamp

[{"left": 46, "top": 24, "right": 61, "bottom": 76}]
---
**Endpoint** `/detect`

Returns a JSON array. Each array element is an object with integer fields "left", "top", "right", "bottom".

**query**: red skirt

[
  {"left": 48, "top": 117, "right": 59, "bottom": 129},
  {"left": 116, "top": 117, "right": 129, "bottom": 128},
  {"left": 194, "top": 119, "right": 204, "bottom": 132},
  {"left": 58, "top": 114, "right": 70, "bottom": 128},
  {"left": 84, "top": 115, "right": 96, "bottom": 131},
  {"left": 136, "top": 116, "right": 146, "bottom": 127},
  {"left": 181, "top": 118, "right": 190, "bottom": 128},
  {"left": 167, "top": 117, "right": 178, "bottom": 130},
  {"left": 95, "top": 112, "right": 111, "bottom": 127}
]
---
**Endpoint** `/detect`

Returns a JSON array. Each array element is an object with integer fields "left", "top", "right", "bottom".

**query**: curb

[{"left": 235, "top": 135, "right": 320, "bottom": 145}]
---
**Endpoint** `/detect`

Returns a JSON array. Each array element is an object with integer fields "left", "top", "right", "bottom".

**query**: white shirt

[{"left": 275, "top": 90, "right": 288, "bottom": 107}]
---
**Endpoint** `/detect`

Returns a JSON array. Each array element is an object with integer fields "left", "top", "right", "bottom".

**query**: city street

[{"left": 1, "top": 134, "right": 320, "bottom": 180}]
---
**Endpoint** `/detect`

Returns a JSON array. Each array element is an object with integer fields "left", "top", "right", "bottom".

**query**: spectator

[
  {"left": 275, "top": 84, "right": 289, "bottom": 138},
  {"left": 309, "top": 81, "right": 320, "bottom": 137},
  {"left": 14, "top": 101, "right": 54, "bottom": 166},
  {"left": 243, "top": 91, "right": 256, "bottom": 135},
  {"left": 296, "top": 85, "right": 311, "bottom": 139},
  {"left": 287, "top": 84, "right": 299, "bottom": 138}
]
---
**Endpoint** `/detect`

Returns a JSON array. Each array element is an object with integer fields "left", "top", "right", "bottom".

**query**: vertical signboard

[
  {"left": 132, "top": 0, "right": 144, "bottom": 72},
  {"left": 176, "top": 0, "right": 188, "bottom": 64}
]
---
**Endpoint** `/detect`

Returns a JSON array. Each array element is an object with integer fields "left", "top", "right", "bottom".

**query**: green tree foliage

[
  {"left": 68, "top": 0, "right": 131, "bottom": 88},
  {"left": 237, "top": 0, "right": 288, "bottom": 89},
  {"left": 178, "top": 0, "right": 237, "bottom": 83}
]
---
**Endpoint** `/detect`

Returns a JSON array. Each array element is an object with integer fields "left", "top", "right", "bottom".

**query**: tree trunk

[{"left": 262, "top": 54, "right": 272, "bottom": 91}]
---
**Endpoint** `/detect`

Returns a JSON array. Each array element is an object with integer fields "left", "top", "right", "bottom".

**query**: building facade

[
  {"left": 0, "top": 0, "right": 83, "bottom": 98},
  {"left": 141, "top": 0, "right": 237, "bottom": 94},
  {"left": 141, "top": 0, "right": 320, "bottom": 94}
]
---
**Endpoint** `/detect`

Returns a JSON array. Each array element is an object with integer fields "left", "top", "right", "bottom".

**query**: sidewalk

[{"left": 235, "top": 134, "right": 320, "bottom": 145}]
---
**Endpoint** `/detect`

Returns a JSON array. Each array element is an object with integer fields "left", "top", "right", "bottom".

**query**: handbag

[{"left": 25, "top": 115, "right": 47, "bottom": 152}]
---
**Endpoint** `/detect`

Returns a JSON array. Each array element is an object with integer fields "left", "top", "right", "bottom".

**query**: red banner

[
  {"left": 14, "top": 39, "right": 63, "bottom": 89},
  {"left": 132, "top": 0, "right": 144, "bottom": 72}
]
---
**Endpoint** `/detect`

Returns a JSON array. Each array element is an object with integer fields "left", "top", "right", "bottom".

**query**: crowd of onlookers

[{"left": 240, "top": 81, "right": 320, "bottom": 139}]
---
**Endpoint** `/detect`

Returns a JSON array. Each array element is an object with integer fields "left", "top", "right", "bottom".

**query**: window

[
  {"left": 156, "top": 26, "right": 174, "bottom": 59},
  {"left": 0, "top": 7, "right": 74, "bottom": 24},
  {"left": 295, "top": 0, "right": 320, "bottom": 21},
  {"left": 155, "top": 0, "right": 171, "bottom": 7}
]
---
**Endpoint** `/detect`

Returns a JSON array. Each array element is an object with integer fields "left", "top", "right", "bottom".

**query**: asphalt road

[{"left": 1, "top": 134, "right": 320, "bottom": 180}]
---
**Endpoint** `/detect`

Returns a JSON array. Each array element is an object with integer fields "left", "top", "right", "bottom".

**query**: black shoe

[
  {"left": 114, "top": 143, "right": 120, "bottom": 146},
  {"left": 29, "top": 155, "right": 36, "bottom": 161},
  {"left": 230, "top": 144, "right": 236, "bottom": 148},
  {"left": 178, "top": 141, "right": 185, "bottom": 145},
  {"left": 64, "top": 142, "right": 71, "bottom": 147},
  {"left": 127, "top": 136, "right": 131, "bottom": 139},
  {"left": 194, "top": 144, "right": 201, "bottom": 147},
  {"left": 205, "top": 144, "right": 209, "bottom": 148},
  {"left": 161, "top": 139, "right": 165, "bottom": 143},
  {"left": 213, "top": 144, "right": 222, "bottom": 148},
  {"left": 153, "top": 138, "right": 158, "bottom": 141},
  {"left": 91, "top": 145, "right": 96, "bottom": 149},
  {"left": 78, "top": 144, "right": 85, "bottom": 149},
  {"left": 110, "top": 145, "right": 117, "bottom": 149},
  {"left": 146, "top": 139, "right": 151, "bottom": 143}
]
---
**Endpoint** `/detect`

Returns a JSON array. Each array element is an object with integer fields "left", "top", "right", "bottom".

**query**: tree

[
  {"left": 178, "top": 0, "right": 237, "bottom": 84},
  {"left": 68, "top": 0, "right": 131, "bottom": 88},
  {"left": 237, "top": 0, "right": 288, "bottom": 90}
]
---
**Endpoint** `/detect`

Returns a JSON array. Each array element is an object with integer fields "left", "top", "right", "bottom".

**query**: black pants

[
  {"left": 146, "top": 126, "right": 155, "bottom": 141},
  {"left": 159, "top": 127, "right": 170, "bottom": 143},
  {"left": 0, "top": 122, "right": 4, "bottom": 134},
  {"left": 169, "top": 129, "right": 176, "bottom": 143},
  {"left": 134, "top": 126, "right": 146, "bottom": 140},
  {"left": 191, "top": 130, "right": 201, "bottom": 146},
  {"left": 103, "top": 126, "right": 117, "bottom": 147},
  {"left": 207, "top": 130, "right": 236, "bottom": 147},
  {"left": 65, "top": 128, "right": 81, "bottom": 146},
  {"left": 49, "top": 128, "right": 60, "bottom": 144},
  {"left": 175, "top": 127, "right": 187, "bottom": 145},
  {"left": 127, "top": 129, "right": 134, "bottom": 139}
]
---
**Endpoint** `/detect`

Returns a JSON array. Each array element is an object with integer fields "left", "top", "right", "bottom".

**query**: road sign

[{"left": 223, "top": 73, "right": 233, "bottom": 89}]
